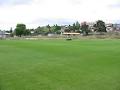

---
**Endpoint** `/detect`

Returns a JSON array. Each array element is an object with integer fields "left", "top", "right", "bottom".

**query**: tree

[
  {"left": 94, "top": 20, "right": 107, "bottom": 32},
  {"left": 75, "top": 21, "right": 80, "bottom": 30},
  {"left": 10, "top": 27, "right": 13, "bottom": 33},
  {"left": 69, "top": 21, "right": 80, "bottom": 32},
  {"left": 15, "top": 24, "right": 26, "bottom": 37},
  {"left": 35, "top": 26, "right": 42, "bottom": 35},
  {"left": 52, "top": 24, "right": 61, "bottom": 34},
  {"left": 24, "top": 29, "right": 31, "bottom": 36},
  {"left": 10, "top": 27, "right": 14, "bottom": 37},
  {"left": 72, "top": 23, "right": 76, "bottom": 32},
  {"left": 81, "top": 22, "right": 89, "bottom": 35},
  {"left": 46, "top": 24, "right": 51, "bottom": 33}
]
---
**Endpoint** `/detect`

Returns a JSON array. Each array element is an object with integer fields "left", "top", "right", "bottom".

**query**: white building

[{"left": 0, "top": 30, "right": 10, "bottom": 38}]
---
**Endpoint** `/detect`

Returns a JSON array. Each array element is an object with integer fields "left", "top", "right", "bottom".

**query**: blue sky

[{"left": 0, "top": 0, "right": 120, "bottom": 30}]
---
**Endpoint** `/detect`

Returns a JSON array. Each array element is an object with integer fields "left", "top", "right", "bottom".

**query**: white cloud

[
  {"left": 0, "top": 0, "right": 33, "bottom": 6},
  {"left": 0, "top": 0, "right": 120, "bottom": 30}
]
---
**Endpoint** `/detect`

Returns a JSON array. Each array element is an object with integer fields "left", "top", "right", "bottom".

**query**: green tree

[
  {"left": 75, "top": 21, "right": 80, "bottom": 30},
  {"left": 69, "top": 21, "right": 80, "bottom": 32},
  {"left": 94, "top": 20, "right": 107, "bottom": 32},
  {"left": 46, "top": 24, "right": 51, "bottom": 33},
  {"left": 35, "top": 26, "right": 42, "bottom": 35},
  {"left": 24, "top": 29, "right": 31, "bottom": 36},
  {"left": 35, "top": 26, "right": 50, "bottom": 35},
  {"left": 52, "top": 24, "right": 61, "bottom": 34},
  {"left": 10, "top": 27, "right": 13, "bottom": 33},
  {"left": 72, "top": 23, "right": 76, "bottom": 32},
  {"left": 81, "top": 22, "right": 89, "bottom": 35},
  {"left": 10, "top": 27, "right": 14, "bottom": 37},
  {"left": 15, "top": 24, "right": 26, "bottom": 37}
]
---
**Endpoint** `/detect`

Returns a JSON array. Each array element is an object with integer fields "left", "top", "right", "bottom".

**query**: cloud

[
  {"left": 31, "top": 18, "right": 76, "bottom": 25},
  {"left": 109, "top": 0, "right": 120, "bottom": 6},
  {"left": 0, "top": 0, "right": 33, "bottom": 6},
  {"left": 109, "top": 3, "right": 120, "bottom": 8},
  {"left": 0, "top": 0, "right": 120, "bottom": 30}
]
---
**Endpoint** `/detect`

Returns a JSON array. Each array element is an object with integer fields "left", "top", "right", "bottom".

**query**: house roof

[{"left": 63, "top": 33, "right": 80, "bottom": 35}]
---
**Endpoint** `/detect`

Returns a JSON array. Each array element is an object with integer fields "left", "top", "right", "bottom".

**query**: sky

[{"left": 0, "top": 0, "right": 120, "bottom": 30}]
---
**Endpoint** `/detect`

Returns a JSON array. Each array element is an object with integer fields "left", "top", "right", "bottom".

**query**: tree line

[{"left": 10, "top": 20, "right": 106, "bottom": 37}]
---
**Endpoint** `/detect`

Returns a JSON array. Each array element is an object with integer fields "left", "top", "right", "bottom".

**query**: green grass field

[{"left": 0, "top": 39, "right": 120, "bottom": 90}]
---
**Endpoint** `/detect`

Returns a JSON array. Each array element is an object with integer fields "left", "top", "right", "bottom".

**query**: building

[
  {"left": 60, "top": 25, "right": 69, "bottom": 35},
  {"left": 113, "top": 24, "right": 120, "bottom": 31},
  {"left": 106, "top": 23, "right": 120, "bottom": 32},
  {"left": 106, "top": 23, "right": 114, "bottom": 32},
  {"left": 0, "top": 30, "right": 10, "bottom": 38}
]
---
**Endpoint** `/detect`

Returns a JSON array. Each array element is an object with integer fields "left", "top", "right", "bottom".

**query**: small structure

[
  {"left": 105, "top": 23, "right": 120, "bottom": 32},
  {"left": 63, "top": 33, "right": 80, "bottom": 35},
  {"left": 0, "top": 30, "right": 10, "bottom": 38},
  {"left": 113, "top": 24, "right": 120, "bottom": 31},
  {"left": 63, "top": 33, "right": 80, "bottom": 40},
  {"left": 106, "top": 23, "right": 113, "bottom": 32},
  {"left": 60, "top": 25, "right": 69, "bottom": 35}
]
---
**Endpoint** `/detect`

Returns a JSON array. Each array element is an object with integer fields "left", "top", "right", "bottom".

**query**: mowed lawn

[{"left": 0, "top": 39, "right": 120, "bottom": 90}]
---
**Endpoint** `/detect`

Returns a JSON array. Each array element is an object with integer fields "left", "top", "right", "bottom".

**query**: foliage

[
  {"left": 34, "top": 24, "right": 61, "bottom": 35},
  {"left": 34, "top": 26, "right": 42, "bottom": 35},
  {"left": 81, "top": 22, "right": 89, "bottom": 35},
  {"left": 24, "top": 29, "right": 31, "bottom": 36},
  {"left": 75, "top": 21, "right": 81, "bottom": 30},
  {"left": 10, "top": 27, "right": 13, "bottom": 33},
  {"left": 94, "top": 20, "right": 107, "bottom": 32},
  {"left": 46, "top": 24, "right": 51, "bottom": 33},
  {"left": 15, "top": 24, "right": 26, "bottom": 37},
  {"left": 51, "top": 24, "right": 61, "bottom": 34},
  {"left": 9, "top": 27, "right": 14, "bottom": 37},
  {"left": 69, "top": 21, "right": 80, "bottom": 32}
]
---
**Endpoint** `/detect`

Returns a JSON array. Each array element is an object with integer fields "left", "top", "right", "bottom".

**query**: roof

[{"left": 63, "top": 33, "right": 80, "bottom": 35}]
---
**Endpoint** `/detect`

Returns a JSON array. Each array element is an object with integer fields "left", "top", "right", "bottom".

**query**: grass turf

[{"left": 0, "top": 39, "right": 120, "bottom": 90}]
